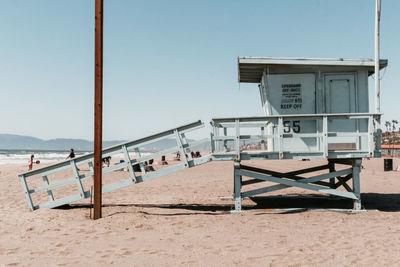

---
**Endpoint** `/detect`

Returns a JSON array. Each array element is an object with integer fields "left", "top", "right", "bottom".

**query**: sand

[{"left": 1, "top": 158, "right": 400, "bottom": 266}]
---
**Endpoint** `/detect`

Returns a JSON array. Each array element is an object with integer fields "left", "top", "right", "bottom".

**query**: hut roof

[{"left": 238, "top": 57, "right": 388, "bottom": 83}]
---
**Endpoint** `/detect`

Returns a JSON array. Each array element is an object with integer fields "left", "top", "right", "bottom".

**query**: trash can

[{"left": 384, "top": 158, "right": 393, "bottom": 172}]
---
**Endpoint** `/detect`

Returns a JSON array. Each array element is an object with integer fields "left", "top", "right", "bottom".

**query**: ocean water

[
  {"left": 0, "top": 149, "right": 152, "bottom": 165},
  {"left": 0, "top": 149, "right": 89, "bottom": 165}
]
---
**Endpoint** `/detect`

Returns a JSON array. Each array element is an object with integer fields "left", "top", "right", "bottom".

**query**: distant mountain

[
  {"left": 0, "top": 134, "right": 210, "bottom": 152},
  {"left": 0, "top": 134, "right": 125, "bottom": 151}
]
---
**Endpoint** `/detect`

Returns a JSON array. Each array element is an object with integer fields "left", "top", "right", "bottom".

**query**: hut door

[{"left": 324, "top": 74, "right": 357, "bottom": 149}]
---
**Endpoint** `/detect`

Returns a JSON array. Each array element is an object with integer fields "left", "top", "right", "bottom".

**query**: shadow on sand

[
  {"left": 56, "top": 203, "right": 235, "bottom": 216},
  {"left": 250, "top": 193, "right": 400, "bottom": 212},
  {"left": 55, "top": 193, "right": 400, "bottom": 216}
]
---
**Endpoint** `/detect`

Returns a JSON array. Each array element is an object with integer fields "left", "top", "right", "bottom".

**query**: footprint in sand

[
  {"left": 181, "top": 260, "right": 196, "bottom": 265},
  {"left": 6, "top": 248, "right": 20, "bottom": 255},
  {"left": 120, "top": 247, "right": 133, "bottom": 255},
  {"left": 59, "top": 248, "right": 73, "bottom": 256},
  {"left": 135, "top": 224, "right": 144, "bottom": 229}
]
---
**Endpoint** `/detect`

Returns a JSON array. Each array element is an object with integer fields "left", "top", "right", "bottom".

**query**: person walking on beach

[
  {"left": 66, "top": 148, "right": 75, "bottom": 160},
  {"left": 66, "top": 148, "right": 79, "bottom": 170},
  {"left": 28, "top": 154, "right": 34, "bottom": 171}
]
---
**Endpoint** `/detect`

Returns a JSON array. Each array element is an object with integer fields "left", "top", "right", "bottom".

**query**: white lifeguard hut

[
  {"left": 240, "top": 57, "right": 388, "bottom": 155},
  {"left": 210, "top": 56, "right": 387, "bottom": 211}
]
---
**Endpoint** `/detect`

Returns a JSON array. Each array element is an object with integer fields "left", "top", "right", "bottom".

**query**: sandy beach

[{"left": 1, "top": 157, "right": 400, "bottom": 266}]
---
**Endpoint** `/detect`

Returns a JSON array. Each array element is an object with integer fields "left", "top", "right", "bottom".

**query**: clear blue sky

[{"left": 0, "top": 0, "right": 399, "bottom": 141}]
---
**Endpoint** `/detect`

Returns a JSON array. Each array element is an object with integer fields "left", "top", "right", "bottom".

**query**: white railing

[{"left": 210, "top": 113, "right": 381, "bottom": 160}]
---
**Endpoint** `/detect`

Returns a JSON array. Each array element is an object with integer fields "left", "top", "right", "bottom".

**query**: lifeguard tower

[
  {"left": 17, "top": 56, "right": 388, "bottom": 213},
  {"left": 210, "top": 57, "right": 388, "bottom": 211}
]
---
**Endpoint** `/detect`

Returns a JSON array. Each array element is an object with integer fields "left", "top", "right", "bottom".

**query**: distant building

[{"left": 381, "top": 144, "right": 400, "bottom": 156}]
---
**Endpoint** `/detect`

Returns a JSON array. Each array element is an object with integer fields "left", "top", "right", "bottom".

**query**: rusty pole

[{"left": 93, "top": 0, "right": 103, "bottom": 220}]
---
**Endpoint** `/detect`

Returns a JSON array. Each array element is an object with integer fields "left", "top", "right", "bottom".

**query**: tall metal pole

[
  {"left": 375, "top": 0, "right": 381, "bottom": 113},
  {"left": 93, "top": 0, "right": 103, "bottom": 220}
]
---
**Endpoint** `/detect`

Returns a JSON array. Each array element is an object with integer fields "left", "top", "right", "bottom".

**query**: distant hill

[
  {"left": 0, "top": 134, "right": 125, "bottom": 151},
  {"left": 0, "top": 134, "right": 210, "bottom": 152}
]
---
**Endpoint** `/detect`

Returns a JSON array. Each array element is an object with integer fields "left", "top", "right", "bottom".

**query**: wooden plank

[{"left": 336, "top": 174, "right": 353, "bottom": 192}]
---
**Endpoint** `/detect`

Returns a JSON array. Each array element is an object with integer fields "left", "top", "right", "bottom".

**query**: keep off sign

[{"left": 281, "top": 83, "right": 303, "bottom": 110}]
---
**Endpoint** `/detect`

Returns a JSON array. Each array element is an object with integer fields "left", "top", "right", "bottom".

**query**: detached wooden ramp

[{"left": 18, "top": 121, "right": 211, "bottom": 211}]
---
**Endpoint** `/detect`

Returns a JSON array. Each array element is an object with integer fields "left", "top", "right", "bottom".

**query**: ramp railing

[
  {"left": 211, "top": 113, "right": 381, "bottom": 161},
  {"left": 19, "top": 120, "right": 211, "bottom": 211}
]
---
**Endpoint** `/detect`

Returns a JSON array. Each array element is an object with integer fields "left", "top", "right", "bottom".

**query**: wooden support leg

[
  {"left": 19, "top": 175, "right": 34, "bottom": 211},
  {"left": 352, "top": 159, "right": 362, "bottom": 210},
  {"left": 233, "top": 162, "right": 242, "bottom": 212}
]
